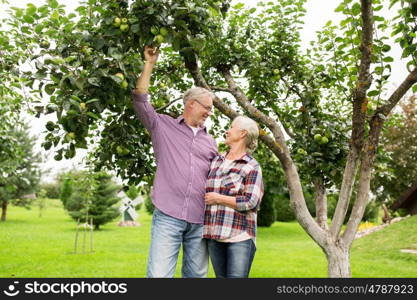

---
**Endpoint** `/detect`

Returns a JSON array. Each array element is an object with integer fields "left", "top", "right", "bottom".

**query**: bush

[
  {"left": 328, "top": 194, "right": 380, "bottom": 223},
  {"left": 39, "top": 182, "right": 60, "bottom": 199},
  {"left": 144, "top": 194, "right": 154, "bottom": 215},
  {"left": 257, "top": 193, "right": 276, "bottom": 227},
  {"left": 275, "top": 194, "right": 295, "bottom": 222},
  {"left": 275, "top": 185, "right": 316, "bottom": 222}
]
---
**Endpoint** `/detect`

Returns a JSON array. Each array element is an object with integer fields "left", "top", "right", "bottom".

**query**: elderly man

[{"left": 132, "top": 46, "right": 218, "bottom": 277}]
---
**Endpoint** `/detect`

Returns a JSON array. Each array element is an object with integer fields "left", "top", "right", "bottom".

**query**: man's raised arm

[
  {"left": 132, "top": 46, "right": 160, "bottom": 131},
  {"left": 134, "top": 46, "right": 159, "bottom": 94}
]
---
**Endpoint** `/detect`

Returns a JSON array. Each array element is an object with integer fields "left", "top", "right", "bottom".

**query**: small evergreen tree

[
  {"left": 59, "top": 177, "right": 73, "bottom": 207},
  {"left": 60, "top": 170, "right": 121, "bottom": 229},
  {"left": 0, "top": 125, "right": 41, "bottom": 221}
]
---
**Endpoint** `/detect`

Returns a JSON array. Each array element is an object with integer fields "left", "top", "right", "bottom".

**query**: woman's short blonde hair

[{"left": 233, "top": 116, "right": 259, "bottom": 152}]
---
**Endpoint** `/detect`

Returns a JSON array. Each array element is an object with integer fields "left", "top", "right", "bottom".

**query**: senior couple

[{"left": 132, "top": 46, "right": 264, "bottom": 278}]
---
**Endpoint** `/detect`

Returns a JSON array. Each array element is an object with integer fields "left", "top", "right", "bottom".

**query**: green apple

[
  {"left": 113, "top": 17, "right": 121, "bottom": 27},
  {"left": 320, "top": 136, "right": 329, "bottom": 144},
  {"left": 155, "top": 34, "right": 164, "bottom": 44},
  {"left": 53, "top": 57, "right": 65, "bottom": 65},
  {"left": 68, "top": 132, "right": 75, "bottom": 139},
  {"left": 273, "top": 69, "right": 280, "bottom": 75},
  {"left": 80, "top": 102, "right": 86, "bottom": 110},
  {"left": 117, "top": 146, "right": 130, "bottom": 156},
  {"left": 121, "top": 80, "right": 128, "bottom": 89},
  {"left": 151, "top": 26, "right": 159, "bottom": 35},
  {"left": 115, "top": 72, "right": 125, "bottom": 80},
  {"left": 367, "top": 102, "right": 377, "bottom": 111},
  {"left": 297, "top": 148, "right": 307, "bottom": 155},
  {"left": 121, "top": 17, "right": 128, "bottom": 24},
  {"left": 40, "top": 40, "right": 50, "bottom": 49},
  {"left": 120, "top": 24, "right": 129, "bottom": 32},
  {"left": 82, "top": 46, "right": 92, "bottom": 55},
  {"left": 314, "top": 134, "right": 322, "bottom": 142},
  {"left": 116, "top": 145, "right": 124, "bottom": 155},
  {"left": 160, "top": 27, "right": 168, "bottom": 36}
]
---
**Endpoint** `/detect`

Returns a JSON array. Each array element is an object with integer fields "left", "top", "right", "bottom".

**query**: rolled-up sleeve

[
  {"left": 235, "top": 166, "right": 264, "bottom": 212},
  {"left": 131, "top": 91, "right": 158, "bottom": 132}
]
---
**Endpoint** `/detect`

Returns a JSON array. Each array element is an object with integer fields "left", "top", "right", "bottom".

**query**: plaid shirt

[{"left": 203, "top": 153, "right": 264, "bottom": 240}]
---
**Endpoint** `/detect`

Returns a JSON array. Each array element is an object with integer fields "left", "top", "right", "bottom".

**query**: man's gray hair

[
  {"left": 234, "top": 116, "right": 259, "bottom": 152},
  {"left": 183, "top": 87, "right": 215, "bottom": 105}
]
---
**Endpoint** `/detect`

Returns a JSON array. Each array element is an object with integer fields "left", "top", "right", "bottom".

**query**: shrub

[{"left": 39, "top": 182, "right": 60, "bottom": 199}]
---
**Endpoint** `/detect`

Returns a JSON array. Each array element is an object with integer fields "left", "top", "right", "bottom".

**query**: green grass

[{"left": 0, "top": 199, "right": 416, "bottom": 277}]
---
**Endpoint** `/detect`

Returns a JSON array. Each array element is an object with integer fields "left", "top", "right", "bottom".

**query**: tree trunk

[
  {"left": 325, "top": 244, "right": 351, "bottom": 278},
  {"left": 1, "top": 200, "right": 8, "bottom": 221},
  {"left": 314, "top": 178, "right": 328, "bottom": 230}
]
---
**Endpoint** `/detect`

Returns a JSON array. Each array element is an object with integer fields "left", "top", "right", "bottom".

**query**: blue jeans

[
  {"left": 147, "top": 208, "right": 208, "bottom": 278},
  {"left": 207, "top": 238, "right": 256, "bottom": 278}
]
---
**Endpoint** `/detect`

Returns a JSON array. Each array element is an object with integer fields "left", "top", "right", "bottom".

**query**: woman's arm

[
  {"left": 205, "top": 193, "right": 237, "bottom": 209},
  {"left": 205, "top": 164, "right": 264, "bottom": 211}
]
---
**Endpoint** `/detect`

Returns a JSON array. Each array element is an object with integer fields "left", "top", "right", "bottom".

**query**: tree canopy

[{"left": 2, "top": 0, "right": 417, "bottom": 277}]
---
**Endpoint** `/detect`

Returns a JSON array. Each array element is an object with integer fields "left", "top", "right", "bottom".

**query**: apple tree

[{"left": 6, "top": 0, "right": 417, "bottom": 277}]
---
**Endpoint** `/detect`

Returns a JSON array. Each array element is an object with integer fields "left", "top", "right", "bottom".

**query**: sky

[{"left": 0, "top": 0, "right": 409, "bottom": 183}]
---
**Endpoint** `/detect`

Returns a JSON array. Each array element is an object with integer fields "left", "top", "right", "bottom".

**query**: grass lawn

[{"left": 0, "top": 199, "right": 416, "bottom": 277}]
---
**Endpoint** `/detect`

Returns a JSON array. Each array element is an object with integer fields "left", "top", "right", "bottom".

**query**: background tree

[
  {"left": 60, "top": 170, "right": 121, "bottom": 230},
  {"left": 0, "top": 124, "right": 41, "bottom": 221},
  {"left": 39, "top": 181, "right": 61, "bottom": 199},
  {"left": 372, "top": 94, "right": 417, "bottom": 210},
  {"left": 5, "top": 0, "right": 417, "bottom": 277},
  {"left": 0, "top": 12, "right": 26, "bottom": 186}
]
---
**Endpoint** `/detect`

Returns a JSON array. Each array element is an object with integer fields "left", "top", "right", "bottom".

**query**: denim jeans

[
  {"left": 146, "top": 208, "right": 208, "bottom": 278},
  {"left": 207, "top": 238, "right": 256, "bottom": 278}
]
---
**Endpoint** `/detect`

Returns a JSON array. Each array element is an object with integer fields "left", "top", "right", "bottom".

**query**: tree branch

[
  {"left": 219, "top": 67, "right": 288, "bottom": 150},
  {"left": 218, "top": 66, "right": 328, "bottom": 246},
  {"left": 330, "top": 0, "right": 374, "bottom": 238},
  {"left": 342, "top": 67, "right": 417, "bottom": 245},
  {"left": 209, "top": 86, "right": 233, "bottom": 93},
  {"left": 379, "top": 66, "right": 417, "bottom": 116},
  {"left": 182, "top": 52, "right": 239, "bottom": 120},
  {"left": 342, "top": 116, "right": 383, "bottom": 245},
  {"left": 155, "top": 97, "right": 182, "bottom": 112},
  {"left": 314, "top": 178, "right": 328, "bottom": 230},
  {"left": 182, "top": 52, "right": 327, "bottom": 246},
  {"left": 280, "top": 76, "right": 314, "bottom": 132}
]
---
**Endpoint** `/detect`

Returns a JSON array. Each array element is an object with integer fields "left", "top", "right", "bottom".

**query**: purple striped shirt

[{"left": 132, "top": 91, "right": 218, "bottom": 224}]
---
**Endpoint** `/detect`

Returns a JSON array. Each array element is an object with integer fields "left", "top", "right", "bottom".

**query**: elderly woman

[{"left": 203, "top": 116, "right": 264, "bottom": 278}]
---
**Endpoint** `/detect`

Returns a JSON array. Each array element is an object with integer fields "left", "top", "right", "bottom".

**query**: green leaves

[
  {"left": 26, "top": 3, "right": 37, "bottom": 16},
  {"left": 351, "top": 2, "right": 361, "bottom": 16},
  {"left": 1, "top": 0, "right": 414, "bottom": 190},
  {"left": 48, "top": 0, "right": 59, "bottom": 9}
]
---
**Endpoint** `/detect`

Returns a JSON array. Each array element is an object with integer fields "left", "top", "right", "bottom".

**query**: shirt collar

[
  {"left": 219, "top": 152, "right": 252, "bottom": 163},
  {"left": 176, "top": 116, "right": 207, "bottom": 132}
]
